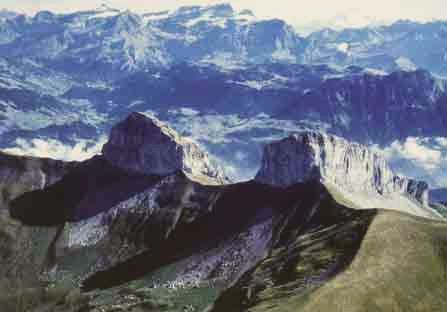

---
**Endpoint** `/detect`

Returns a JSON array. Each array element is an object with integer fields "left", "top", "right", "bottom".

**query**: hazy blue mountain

[
  {"left": 306, "top": 20, "right": 447, "bottom": 75},
  {"left": 1, "top": 56, "right": 446, "bottom": 182},
  {"left": 0, "top": 4, "right": 306, "bottom": 79},
  {"left": 1, "top": 3, "right": 447, "bottom": 184},
  {"left": 1, "top": 5, "right": 447, "bottom": 76}
]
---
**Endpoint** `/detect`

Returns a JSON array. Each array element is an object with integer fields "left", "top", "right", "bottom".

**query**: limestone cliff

[
  {"left": 255, "top": 131, "right": 437, "bottom": 218},
  {"left": 102, "top": 112, "right": 229, "bottom": 185}
]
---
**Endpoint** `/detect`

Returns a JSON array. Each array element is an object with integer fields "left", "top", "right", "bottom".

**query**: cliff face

[
  {"left": 102, "top": 112, "right": 229, "bottom": 185},
  {"left": 255, "top": 131, "right": 432, "bottom": 211}
]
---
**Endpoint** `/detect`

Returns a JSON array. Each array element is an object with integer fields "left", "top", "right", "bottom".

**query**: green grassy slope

[
  {"left": 212, "top": 191, "right": 447, "bottom": 312},
  {"left": 274, "top": 212, "right": 447, "bottom": 312}
]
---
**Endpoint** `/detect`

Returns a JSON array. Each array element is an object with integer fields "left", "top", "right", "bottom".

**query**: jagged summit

[
  {"left": 95, "top": 3, "right": 121, "bottom": 13},
  {"left": 239, "top": 9, "right": 255, "bottom": 17},
  {"left": 102, "top": 112, "right": 228, "bottom": 185},
  {"left": 255, "top": 131, "right": 441, "bottom": 219},
  {"left": 0, "top": 9, "right": 18, "bottom": 21},
  {"left": 33, "top": 10, "right": 56, "bottom": 23},
  {"left": 173, "top": 3, "right": 234, "bottom": 16}
]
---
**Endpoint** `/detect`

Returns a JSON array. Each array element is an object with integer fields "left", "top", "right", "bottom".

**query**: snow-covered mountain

[
  {"left": 306, "top": 20, "right": 447, "bottom": 75},
  {"left": 0, "top": 4, "right": 305, "bottom": 77},
  {"left": 1, "top": 4, "right": 447, "bottom": 75},
  {"left": 1, "top": 3, "right": 447, "bottom": 186}
]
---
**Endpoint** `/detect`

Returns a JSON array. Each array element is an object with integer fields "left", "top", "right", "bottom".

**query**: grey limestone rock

[
  {"left": 255, "top": 131, "right": 429, "bottom": 205},
  {"left": 102, "top": 112, "right": 229, "bottom": 185}
]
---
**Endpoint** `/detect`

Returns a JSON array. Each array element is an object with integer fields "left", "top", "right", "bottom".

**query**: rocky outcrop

[
  {"left": 255, "top": 131, "right": 430, "bottom": 207},
  {"left": 102, "top": 112, "right": 229, "bottom": 185},
  {"left": 393, "top": 177, "right": 429, "bottom": 206},
  {"left": 0, "top": 152, "right": 76, "bottom": 210}
]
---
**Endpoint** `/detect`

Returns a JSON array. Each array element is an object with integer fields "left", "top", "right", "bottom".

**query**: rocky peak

[
  {"left": 0, "top": 10, "right": 18, "bottom": 21},
  {"left": 95, "top": 3, "right": 120, "bottom": 13},
  {"left": 255, "top": 131, "right": 430, "bottom": 207},
  {"left": 239, "top": 9, "right": 255, "bottom": 17},
  {"left": 165, "top": 3, "right": 235, "bottom": 26},
  {"left": 102, "top": 112, "right": 228, "bottom": 185},
  {"left": 110, "top": 11, "right": 142, "bottom": 33},
  {"left": 203, "top": 3, "right": 234, "bottom": 17},
  {"left": 33, "top": 11, "right": 56, "bottom": 23}
]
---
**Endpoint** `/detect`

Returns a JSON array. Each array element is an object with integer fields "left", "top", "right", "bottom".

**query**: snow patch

[
  {"left": 228, "top": 74, "right": 290, "bottom": 90},
  {"left": 363, "top": 68, "right": 388, "bottom": 76},
  {"left": 142, "top": 11, "right": 171, "bottom": 22},
  {"left": 336, "top": 42, "right": 350, "bottom": 54},
  {"left": 183, "top": 12, "right": 228, "bottom": 28},
  {"left": 168, "top": 107, "right": 200, "bottom": 116},
  {"left": 395, "top": 57, "right": 418, "bottom": 71},
  {"left": 200, "top": 53, "right": 246, "bottom": 71},
  {"left": 271, "top": 38, "right": 296, "bottom": 62}
]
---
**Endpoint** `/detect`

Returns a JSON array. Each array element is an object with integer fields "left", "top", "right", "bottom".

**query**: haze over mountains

[
  {"left": 1, "top": 3, "right": 447, "bottom": 74},
  {"left": 0, "top": 3, "right": 447, "bottom": 187}
]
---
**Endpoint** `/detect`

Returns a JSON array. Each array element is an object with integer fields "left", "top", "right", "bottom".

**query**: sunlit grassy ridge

[{"left": 212, "top": 189, "right": 447, "bottom": 312}]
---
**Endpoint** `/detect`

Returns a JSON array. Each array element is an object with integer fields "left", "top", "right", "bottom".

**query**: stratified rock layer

[{"left": 255, "top": 131, "right": 431, "bottom": 210}]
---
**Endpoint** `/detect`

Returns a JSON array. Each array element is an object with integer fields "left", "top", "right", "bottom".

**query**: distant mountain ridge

[
  {"left": 1, "top": 3, "right": 447, "bottom": 75},
  {"left": 1, "top": 3, "right": 447, "bottom": 186},
  {"left": 1, "top": 58, "right": 446, "bottom": 183}
]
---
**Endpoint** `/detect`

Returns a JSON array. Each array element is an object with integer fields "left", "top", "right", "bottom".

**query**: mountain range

[
  {"left": 1, "top": 4, "right": 447, "bottom": 310},
  {"left": 1, "top": 4, "right": 447, "bottom": 75},
  {"left": 1, "top": 112, "right": 447, "bottom": 311},
  {"left": 1, "top": 3, "right": 447, "bottom": 186}
]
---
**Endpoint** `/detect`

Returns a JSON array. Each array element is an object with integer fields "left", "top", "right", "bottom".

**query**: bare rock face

[
  {"left": 255, "top": 132, "right": 433, "bottom": 212},
  {"left": 102, "top": 112, "right": 228, "bottom": 185},
  {"left": 255, "top": 133, "right": 323, "bottom": 188}
]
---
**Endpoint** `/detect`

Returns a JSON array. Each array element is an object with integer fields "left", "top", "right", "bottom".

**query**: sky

[{"left": 1, "top": 0, "right": 446, "bottom": 31}]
